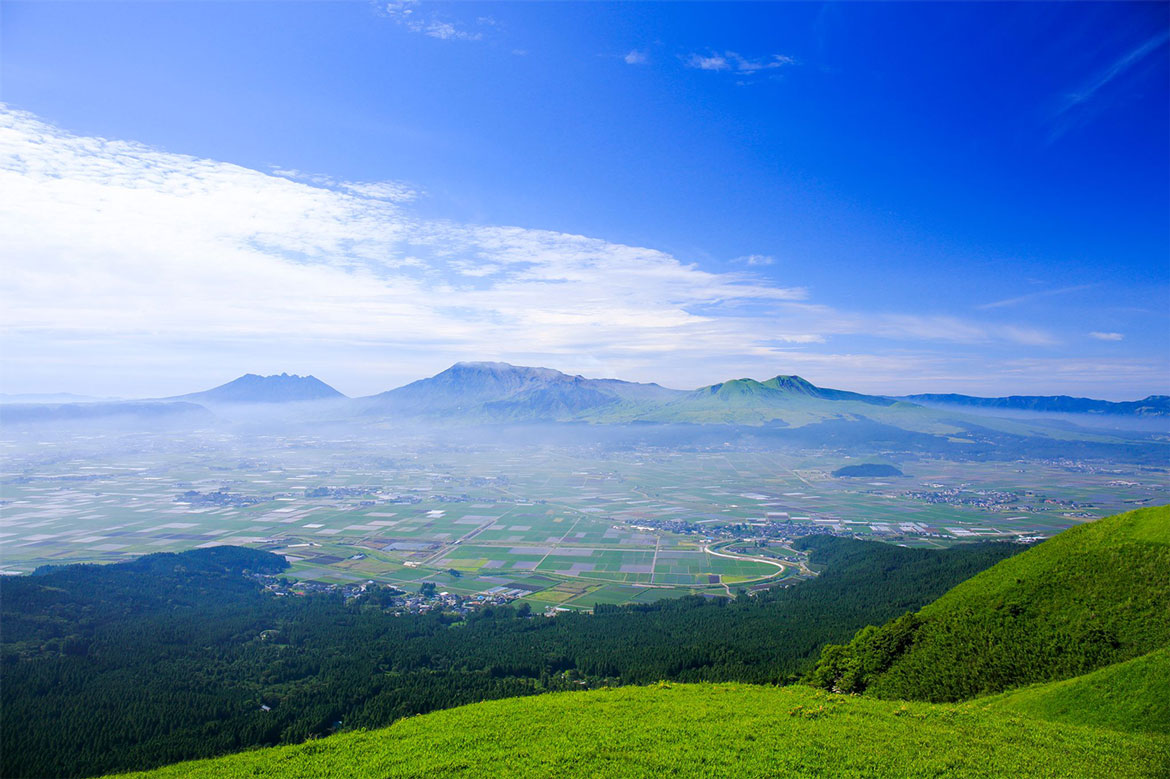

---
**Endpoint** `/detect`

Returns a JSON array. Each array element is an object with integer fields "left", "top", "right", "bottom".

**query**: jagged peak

[
  {"left": 234, "top": 372, "right": 314, "bottom": 381},
  {"left": 178, "top": 373, "right": 344, "bottom": 402},
  {"left": 760, "top": 375, "right": 819, "bottom": 394}
]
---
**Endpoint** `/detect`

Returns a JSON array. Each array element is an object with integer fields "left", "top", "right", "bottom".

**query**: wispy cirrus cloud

[
  {"left": 1089, "top": 331, "right": 1124, "bottom": 341},
  {"left": 623, "top": 50, "right": 648, "bottom": 65},
  {"left": 0, "top": 107, "right": 1073, "bottom": 395},
  {"left": 1048, "top": 31, "right": 1169, "bottom": 141},
  {"left": 975, "top": 284, "right": 1093, "bottom": 310}
]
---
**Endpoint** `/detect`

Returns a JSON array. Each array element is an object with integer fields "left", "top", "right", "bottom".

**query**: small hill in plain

[
  {"left": 808, "top": 505, "right": 1170, "bottom": 702},
  {"left": 832, "top": 463, "right": 904, "bottom": 478},
  {"left": 112, "top": 682, "right": 1169, "bottom": 779}
]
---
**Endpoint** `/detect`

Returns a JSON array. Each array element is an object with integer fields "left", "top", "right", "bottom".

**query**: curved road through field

[{"left": 702, "top": 541, "right": 816, "bottom": 583}]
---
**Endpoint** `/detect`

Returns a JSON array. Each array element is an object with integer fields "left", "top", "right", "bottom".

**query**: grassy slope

[
  {"left": 976, "top": 646, "right": 1170, "bottom": 736},
  {"left": 110, "top": 508, "right": 1170, "bottom": 779},
  {"left": 114, "top": 683, "right": 1169, "bottom": 779},
  {"left": 811, "top": 505, "right": 1170, "bottom": 702}
]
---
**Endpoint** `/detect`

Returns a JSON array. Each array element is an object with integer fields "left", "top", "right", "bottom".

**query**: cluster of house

[{"left": 252, "top": 574, "right": 530, "bottom": 617}]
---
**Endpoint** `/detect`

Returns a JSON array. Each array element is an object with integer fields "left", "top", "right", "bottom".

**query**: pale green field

[{"left": 2, "top": 429, "right": 1163, "bottom": 604}]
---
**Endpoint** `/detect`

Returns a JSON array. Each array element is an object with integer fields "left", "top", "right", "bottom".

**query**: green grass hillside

[
  {"left": 977, "top": 646, "right": 1170, "bottom": 736},
  {"left": 108, "top": 507, "right": 1170, "bottom": 779},
  {"left": 113, "top": 683, "right": 1169, "bottom": 779},
  {"left": 808, "top": 505, "right": 1170, "bottom": 702}
]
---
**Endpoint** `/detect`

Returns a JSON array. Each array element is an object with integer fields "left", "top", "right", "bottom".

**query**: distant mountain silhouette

[
  {"left": 361, "top": 361, "right": 680, "bottom": 419},
  {"left": 0, "top": 401, "right": 212, "bottom": 426},
  {"left": 172, "top": 373, "right": 345, "bottom": 404},
  {"left": 603, "top": 374, "right": 921, "bottom": 427},
  {"left": 694, "top": 376, "right": 895, "bottom": 406},
  {"left": 358, "top": 363, "right": 938, "bottom": 427},
  {"left": 901, "top": 393, "right": 1169, "bottom": 417}
]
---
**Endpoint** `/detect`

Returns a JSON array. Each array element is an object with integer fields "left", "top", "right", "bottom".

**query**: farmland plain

[{"left": 1, "top": 425, "right": 1164, "bottom": 607}]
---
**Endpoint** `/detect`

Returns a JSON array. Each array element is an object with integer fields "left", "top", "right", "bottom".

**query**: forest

[{"left": 1, "top": 538, "right": 1021, "bottom": 778}]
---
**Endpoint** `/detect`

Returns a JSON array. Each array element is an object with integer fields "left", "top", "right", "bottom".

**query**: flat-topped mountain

[
  {"left": 171, "top": 373, "right": 345, "bottom": 404},
  {"left": 902, "top": 392, "right": 1170, "bottom": 417}
]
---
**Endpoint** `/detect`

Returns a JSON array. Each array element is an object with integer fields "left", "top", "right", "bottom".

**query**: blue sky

[{"left": 1, "top": 1, "right": 1167, "bottom": 398}]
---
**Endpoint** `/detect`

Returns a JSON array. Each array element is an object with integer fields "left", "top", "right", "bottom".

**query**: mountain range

[
  {"left": 4, "top": 363, "right": 1167, "bottom": 430},
  {"left": 902, "top": 392, "right": 1170, "bottom": 417}
]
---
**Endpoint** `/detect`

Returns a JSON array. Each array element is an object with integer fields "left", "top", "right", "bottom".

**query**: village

[{"left": 250, "top": 572, "right": 559, "bottom": 618}]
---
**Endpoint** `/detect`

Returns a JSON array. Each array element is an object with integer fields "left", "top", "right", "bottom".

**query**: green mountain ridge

[{"left": 808, "top": 505, "right": 1170, "bottom": 702}]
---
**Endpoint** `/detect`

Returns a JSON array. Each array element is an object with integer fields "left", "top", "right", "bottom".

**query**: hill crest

[{"left": 808, "top": 505, "right": 1170, "bottom": 702}]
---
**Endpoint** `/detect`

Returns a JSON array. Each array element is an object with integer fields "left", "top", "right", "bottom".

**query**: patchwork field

[{"left": 1, "top": 427, "right": 1164, "bottom": 606}]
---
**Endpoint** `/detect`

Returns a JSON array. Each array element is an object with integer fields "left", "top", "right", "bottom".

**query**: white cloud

[
  {"left": 0, "top": 107, "right": 1072, "bottom": 395},
  {"left": 1089, "top": 331, "right": 1124, "bottom": 341},
  {"left": 623, "top": 50, "right": 647, "bottom": 65},
  {"left": 687, "top": 53, "right": 730, "bottom": 71},
  {"left": 732, "top": 254, "right": 775, "bottom": 266},
  {"left": 382, "top": 1, "right": 484, "bottom": 41},
  {"left": 272, "top": 168, "right": 419, "bottom": 202},
  {"left": 686, "top": 51, "right": 795, "bottom": 74}
]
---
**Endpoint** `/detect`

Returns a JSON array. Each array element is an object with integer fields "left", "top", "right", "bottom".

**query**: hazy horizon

[{"left": 2, "top": 361, "right": 1168, "bottom": 404}]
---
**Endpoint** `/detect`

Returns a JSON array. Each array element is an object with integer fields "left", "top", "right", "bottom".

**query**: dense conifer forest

[{"left": 1, "top": 538, "right": 1020, "bottom": 778}]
